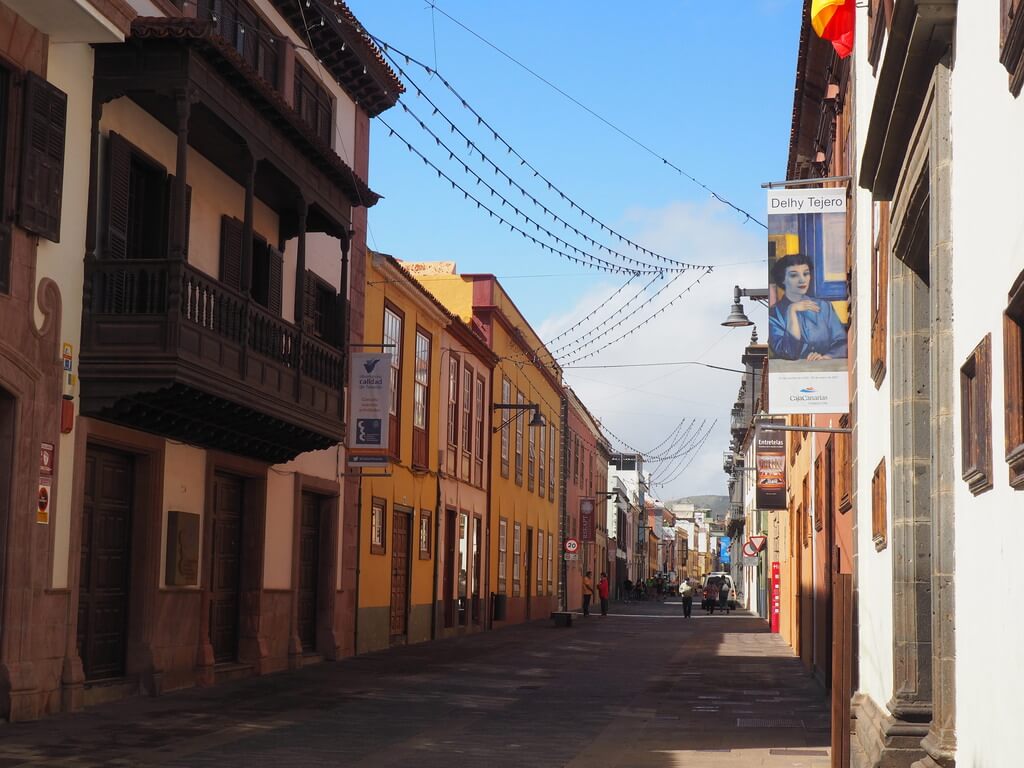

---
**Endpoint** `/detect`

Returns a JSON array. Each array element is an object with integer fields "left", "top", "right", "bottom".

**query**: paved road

[{"left": 0, "top": 601, "right": 830, "bottom": 767}]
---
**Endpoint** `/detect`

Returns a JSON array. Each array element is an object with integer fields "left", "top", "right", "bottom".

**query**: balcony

[{"left": 80, "top": 259, "right": 343, "bottom": 463}]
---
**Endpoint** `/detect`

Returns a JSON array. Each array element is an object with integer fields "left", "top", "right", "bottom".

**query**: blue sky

[{"left": 346, "top": 0, "right": 802, "bottom": 498}]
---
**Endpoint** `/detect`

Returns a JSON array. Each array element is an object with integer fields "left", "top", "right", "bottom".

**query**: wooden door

[
  {"left": 210, "top": 474, "right": 243, "bottom": 664},
  {"left": 389, "top": 508, "right": 410, "bottom": 643},
  {"left": 443, "top": 508, "right": 456, "bottom": 628},
  {"left": 78, "top": 445, "right": 133, "bottom": 680},
  {"left": 297, "top": 492, "right": 321, "bottom": 651}
]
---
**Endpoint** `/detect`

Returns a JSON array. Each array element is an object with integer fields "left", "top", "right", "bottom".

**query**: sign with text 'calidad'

[
  {"left": 347, "top": 353, "right": 392, "bottom": 454},
  {"left": 767, "top": 187, "right": 849, "bottom": 414}
]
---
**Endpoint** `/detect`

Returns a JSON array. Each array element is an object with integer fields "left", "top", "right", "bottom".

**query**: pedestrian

[
  {"left": 622, "top": 577, "right": 633, "bottom": 602},
  {"left": 705, "top": 580, "right": 719, "bottom": 614},
  {"left": 718, "top": 580, "right": 731, "bottom": 614},
  {"left": 598, "top": 572, "right": 610, "bottom": 616},
  {"left": 679, "top": 579, "right": 693, "bottom": 618},
  {"left": 582, "top": 571, "right": 594, "bottom": 617}
]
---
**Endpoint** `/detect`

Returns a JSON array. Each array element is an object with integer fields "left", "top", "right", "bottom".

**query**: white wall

[
  {"left": 949, "top": 6, "right": 1024, "bottom": 766},
  {"left": 852, "top": 5, "right": 895, "bottom": 712}
]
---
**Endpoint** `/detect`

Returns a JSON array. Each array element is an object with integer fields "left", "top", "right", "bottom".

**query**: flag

[{"left": 811, "top": 0, "right": 855, "bottom": 59}]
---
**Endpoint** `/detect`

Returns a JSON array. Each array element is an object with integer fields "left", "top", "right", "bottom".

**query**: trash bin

[{"left": 492, "top": 592, "right": 507, "bottom": 622}]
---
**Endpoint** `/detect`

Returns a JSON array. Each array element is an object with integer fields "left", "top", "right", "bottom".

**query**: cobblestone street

[{"left": 0, "top": 602, "right": 829, "bottom": 767}]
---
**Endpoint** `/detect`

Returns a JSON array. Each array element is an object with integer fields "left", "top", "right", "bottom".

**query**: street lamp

[
  {"left": 721, "top": 285, "right": 770, "bottom": 327},
  {"left": 491, "top": 402, "right": 546, "bottom": 433}
]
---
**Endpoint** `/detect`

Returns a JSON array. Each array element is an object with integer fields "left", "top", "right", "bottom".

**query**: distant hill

[{"left": 666, "top": 495, "right": 730, "bottom": 521}]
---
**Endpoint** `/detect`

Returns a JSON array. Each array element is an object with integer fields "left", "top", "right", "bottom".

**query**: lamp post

[{"left": 721, "top": 285, "right": 770, "bottom": 327}]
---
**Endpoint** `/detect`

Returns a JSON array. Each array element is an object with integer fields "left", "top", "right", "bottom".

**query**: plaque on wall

[{"left": 165, "top": 510, "right": 200, "bottom": 587}]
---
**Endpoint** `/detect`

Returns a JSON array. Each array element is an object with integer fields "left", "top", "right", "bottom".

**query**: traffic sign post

[{"left": 564, "top": 538, "right": 579, "bottom": 554}]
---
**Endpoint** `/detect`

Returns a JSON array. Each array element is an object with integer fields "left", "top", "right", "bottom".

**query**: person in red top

[{"left": 597, "top": 572, "right": 610, "bottom": 616}]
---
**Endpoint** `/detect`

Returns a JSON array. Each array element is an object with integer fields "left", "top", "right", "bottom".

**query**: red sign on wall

[
  {"left": 579, "top": 498, "right": 595, "bottom": 542},
  {"left": 770, "top": 561, "right": 781, "bottom": 633}
]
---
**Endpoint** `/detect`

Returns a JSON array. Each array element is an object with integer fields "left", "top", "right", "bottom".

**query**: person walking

[
  {"left": 582, "top": 571, "right": 594, "bottom": 617},
  {"left": 705, "top": 581, "right": 720, "bottom": 615},
  {"left": 622, "top": 577, "right": 633, "bottom": 603},
  {"left": 598, "top": 572, "right": 610, "bottom": 616},
  {"left": 679, "top": 579, "right": 693, "bottom": 618}
]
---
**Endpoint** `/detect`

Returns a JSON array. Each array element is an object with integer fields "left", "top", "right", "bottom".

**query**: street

[{"left": 0, "top": 602, "right": 829, "bottom": 767}]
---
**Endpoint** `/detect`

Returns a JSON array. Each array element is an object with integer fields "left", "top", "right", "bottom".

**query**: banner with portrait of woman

[{"left": 766, "top": 187, "right": 849, "bottom": 414}]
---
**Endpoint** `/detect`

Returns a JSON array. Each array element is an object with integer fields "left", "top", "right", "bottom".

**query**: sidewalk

[{"left": 0, "top": 602, "right": 830, "bottom": 767}]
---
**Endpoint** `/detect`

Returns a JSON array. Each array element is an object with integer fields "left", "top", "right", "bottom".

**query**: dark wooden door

[
  {"left": 389, "top": 508, "right": 410, "bottom": 643},
  {"left": 210, "top": 474, "right": 243, "bottom": 664},
  {"left": 78, "top": 445, "right": 133, "bottom": 680},
  {"left": 443, "top": 508, "right": 456, "bottom": 628},
  {"left": 297, "top": 492, "right": 321, "bottom": 651}
]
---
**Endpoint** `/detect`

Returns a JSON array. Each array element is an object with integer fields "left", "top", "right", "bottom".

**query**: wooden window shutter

[
  {"left": 18, "top": 72, "right": 67, "bottom": 243},
  {"left": 268, "top": 246, "right": 283, "bottom": 315},
  {"left": 165, "top": 175, "right": 192, "bottom": 259},
  {"left": 219, "top": 215, "right": 243, "bottom": 291},
  {"left": 302, "top": 269, "right": 318, "bottom": 334},
  {"left": 105, "top": 132, "right": 131, "bottom": 259}
]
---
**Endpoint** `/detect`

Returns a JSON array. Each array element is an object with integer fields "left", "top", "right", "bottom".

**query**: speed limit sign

[{"left": 564, "top": 537, "right": 579, "bottom": 554}]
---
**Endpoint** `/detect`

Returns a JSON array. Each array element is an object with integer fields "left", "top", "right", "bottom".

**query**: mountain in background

[{"left": 664, "top": 495, "right": 730, "bottom": 521}]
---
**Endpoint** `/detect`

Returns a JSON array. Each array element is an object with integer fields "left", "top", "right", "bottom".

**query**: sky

[{"left": 345, "top": 0, "right": 802, "bottom": 499}]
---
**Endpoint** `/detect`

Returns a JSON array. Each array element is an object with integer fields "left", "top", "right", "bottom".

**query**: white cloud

[{"left": 539, "top": 199, "right": 768, "bottom": 500}]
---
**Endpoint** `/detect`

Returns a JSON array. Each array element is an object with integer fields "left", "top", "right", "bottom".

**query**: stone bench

[{"left": 550, "top": 611, "right": 573, "bottom": 628}]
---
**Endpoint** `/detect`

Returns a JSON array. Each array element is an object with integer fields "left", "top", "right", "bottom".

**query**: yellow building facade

[
  {"left": 406, "top": 267, "right": 562, "bottom": 625},
  {"left": 356, "top": 253, "right": 450, "bottom": 652}
]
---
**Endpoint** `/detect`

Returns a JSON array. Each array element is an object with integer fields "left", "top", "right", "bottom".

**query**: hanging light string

[
  {"left": 418, "top": 1, "right": 767, "bottom": 230},
  {"left": 542, "top": 273, "right": 640, "bottom": 347},
  {"left": 391, "top": 98, "right": 709, "bottom": 273},
  {"left": 559, "top": 272, "right": 708, "bottom": 364},
  {"left": 645, "top": 420, "right": 709, "bottom": 464},
  {"left": 643, "top": 416, "right": 699, "bottom": 457},
  {"left": 602, "top": 417, "right": 706, "bottom": 463},
  {"left": 650, "top": 421, "right": 718, "bottom": 487},
  {"left": 375, "top": 117, "right": 663, "bottom": 275},
  {"left": 549, "top": 272, "right": 671, "bottom": 356},
  {"left": 345, "top": 28, "right": 708, "bottom": 266}
]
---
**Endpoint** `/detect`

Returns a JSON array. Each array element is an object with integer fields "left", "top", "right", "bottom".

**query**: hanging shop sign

[
  {"left": 755, "top": 427, "right": 788, "bottom": 510},
  {"left": 579, "top": 498, "right": 596, "bottom": 542},
  {"left": 719, "top": 535, "right": 731, "bottom": 565},
  {"left": 347, "top": 352, "right": 392, "bottom": 455},
  {"left": 767, "top": 187, "right": 850, "bottom": 414}
]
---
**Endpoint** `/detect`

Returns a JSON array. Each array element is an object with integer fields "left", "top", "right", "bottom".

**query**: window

[
  {"left": 547, "top": 532, "right": 553, "bottom": 593},
  {"left": 220, "top": 216, "right": 284, "bottom": 318},
  {"left": 960, "top": 334, "right": 993, "bottom": 495},
  {"left": 250, "top": 234, "right": 283, "bottom": 314},
  {"left": 814, "top": 456, "right": 824, "bottom": 532},
  {"left": 515, "top": 391, "right": 524, "bottom": 485},
  {"left": 867, "top": 0, "right": 894, "bottom": 69},
  {"left": 294, "top": 64, "right": 333, "bottom": 146},
  {"left": 461, "top": 364, "right": 473, "bottom": 480},
  {"left": 500, "top": 377, "right": 511, "bottom": 478},
  {"left": 458, "top": 512, "right": 469, "bottom": 625},
  {"left": 300, "top": 269, "right": 339, "bottom": 344},
  {"left": 513, "top": 522, "right": 521, "bottom": 596},
  {"left": 1002, "top": 0, "right": 1024, "bottom": 96},
  {"left": 572, "top": 432, "right": 579, "bottom": 485},
  {"left": 198, "top": 0, "right": 279, "bottom": 86},
  {"left": 413, "top": 328, "right": 430, "bottom": 468},
  {"left": 871, "top": 201, "right": 889, "bottom": 385},
  {"left": 528, "top": 409, "right": 536, "bottom": 491},
  {"left": 537, "top": 529, "right": 544, "bottom": 594},
  {"left": 17, "top": 72, "right": 67, "bottom": 244},
  {"left": 419, "top": 509, "right": 432, "bottom": 559},
  {"left": 1006, "top": 270, "right": 1024, "bottom": 489},
  {"left": 450, "top": 358, "right": 462, "bottom": 473},
  {"left": 872, "top": 459, "right": 887, "bottom": 551},
  {"left": 370, "top": 497, "right": 386, "bottom": 555},
  {"left": 538, "top": 420, "right": 546, "bottom": 496},
  {"left": 498, "top": 518, "right": 508, "bottom": 594},
  {"left": 474, "top": 375, "right": 485, "bottom": 486},
  {"left": 384, "top": 304, "right": 403, "bottom": 459}
]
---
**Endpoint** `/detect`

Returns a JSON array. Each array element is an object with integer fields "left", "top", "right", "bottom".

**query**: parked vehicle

[{"left": 701, "top": 573, "right": 738, "bottom": 611}]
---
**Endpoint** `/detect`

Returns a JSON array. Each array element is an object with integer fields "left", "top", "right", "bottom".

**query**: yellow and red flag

[{"left": 811, "top": 0, "right": 855, "bottom": 59}]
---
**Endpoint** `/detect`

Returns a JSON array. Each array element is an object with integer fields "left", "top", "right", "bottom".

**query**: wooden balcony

[{"left": 80, "top": 258, "right": 344, "bottom": 463}]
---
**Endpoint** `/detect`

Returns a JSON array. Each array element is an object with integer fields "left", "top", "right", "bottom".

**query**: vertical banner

[
  {"left": 579, "top": 498, "right": 595, "bottom": 542},
  {"left": 719, "top": 535, "right": 731, "bottom": 565},
  {"left": 755, "top": 427, "right": 788, "bottom": 509},
  {"left": 770, "top": 561, "right": 781, "bottom": 633},
  {"left": 347, "top": 352, "right": 392, "bottom": 454},
  {"left": 767, "top": 187, "right": 849, "bottom": 414}
]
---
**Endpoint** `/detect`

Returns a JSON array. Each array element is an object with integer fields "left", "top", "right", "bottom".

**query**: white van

[{"left": 701, "top": 572, "right": 737, "bottom": 611}]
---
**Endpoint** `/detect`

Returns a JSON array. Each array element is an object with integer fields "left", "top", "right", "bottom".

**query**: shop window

[
  {"left": 1005, "top": 270, "right": 1024, "bottom": 489},
  {"left": 960, "top": 334, "right": 993, "bottom": 495}
]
